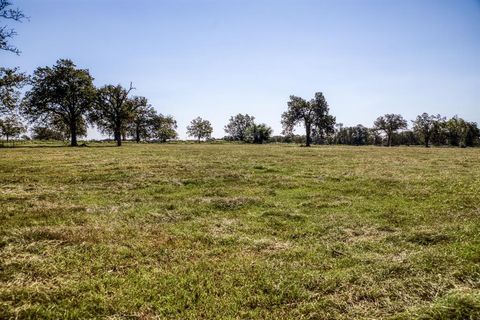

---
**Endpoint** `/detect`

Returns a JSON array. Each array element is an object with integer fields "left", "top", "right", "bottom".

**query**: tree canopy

[
  {"left": 224, "top": 113, "right": 255, "bottom": 141},
  {"left": 281, "top": 92, "right": 335, "bottom": 146},
  {"left": 373, "top": 114, "right": 408, "bottom": 147},
  {"left": 90, "top": 84, "right": 144, "bottom": 146},
  {"left": 22, "top": 59, "right": 95, "bottom": 146},
  {"left": 412, "top": 113, "right": 445, "bottom": 148},
  {"left": 128, "top": 103, "right": 157, "bottom": 143},
  {"left": 0, "top": 67, "right": 27, "bottom": 115},
  {"left": 150, "top": 114, "right": 177, "bottom": 142},
  {"left": 0, "top": 114, "right": 25, "bottom": 142},
  {"left": 187, "top": 117, "right": 213, "bottom": 142}
]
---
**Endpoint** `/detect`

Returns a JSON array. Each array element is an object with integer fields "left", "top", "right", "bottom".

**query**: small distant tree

[
  {"left": 151, "top": 114, "right": 177, "bottom": 142},
  {"left": 0, "top": 67, "right": 27, "bottom": 115},
  {"left": 373, "top": 114, "right": 408, "bottom": 146},
  {"left": 128, "top": 104, "right": 156, "bottom": 143},
  {"left": 0, "top": 114, "right": 25, "bottom": 143},
  {"left": 368, "top": 128, "right": 383, "bottom": 145},
  {"left": 352, "top": 125, "right": 369, "bottom": 146},
  {"left": 445, "top": 116, "right": 480, "bottom": 147},
  {"left": 187, "top": 117, "right": 213, "bottom": 142},
  {"left": 1, "top": 0, "right": 27, "bottom": 55},
  {"left": 22, "top": 59, "right": 95, "bottom": 146},
  {"left": 464, "top": 122, "right": 480, "bottom": 147},
  {"left": 281, "top": 92, "right": 335, "bottom": 146},
  {"left": 246, "top": 123, "right": 272, "bottom": 144},
  {"left": 91, "top": 84, "right": 144, "bottom": 146},
  {"left": 445, "top": 116, "right": 462, "bottom": 146},
  {"left": 224, "top": 113, "right": 255, "bottom": 141},
  {"left": 412, "top": 113, "right": 445, "bottom": 148}
]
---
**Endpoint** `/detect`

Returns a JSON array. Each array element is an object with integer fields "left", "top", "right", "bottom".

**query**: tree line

[
  {"left": 1, "top": 60, "right": 479, "bottom": 148},
  {"left": 0, "top": 2, "right": 478, "bottom": 148},
  {"left": 278, "top": 93, "right": 478, "bottom": 148}
]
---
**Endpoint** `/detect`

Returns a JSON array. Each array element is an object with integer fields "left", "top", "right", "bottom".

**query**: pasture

[{"left": 0, "top": 144, "right": 479, "bottom": 319}]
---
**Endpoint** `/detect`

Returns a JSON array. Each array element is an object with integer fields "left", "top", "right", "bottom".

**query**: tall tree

[
  {"left": 151, "top": 114, "right": 177, "bottom": 142},
  {"left": 373, "top": 114, "right": 408, "bottom": 147},
  {"left": 281, "top": 92, "right": 335, "bottom": 147},
  {"left": 412, "top": 113, "right": 445, "bottom": 148},
  {"left": 91, "top": 84, "right": 143, "bottom": 146},
  {"left": 0, "top": 67, "right": 27, "bottom": 115},
  {"left": 1, "top": 0, "right": 26, "bottom": 54},
  {"left": 187, "top": 117, "right": 213, "bottom": 142},
  {"left": 128, "top": 104, "right": 156, "bottom": 143},
  {"left": 0, "top": 114, "right": 25, "bottom": 143},
  {"left": 224, "top": 113, "right": 255, "bottom": 141},
  {"left": 22, "top": 59, "right": 95, "bottom": 146}
]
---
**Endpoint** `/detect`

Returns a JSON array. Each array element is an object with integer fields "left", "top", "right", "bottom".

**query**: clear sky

[{"left": 3, "top": 0, "right": 480, "bottom": 139}]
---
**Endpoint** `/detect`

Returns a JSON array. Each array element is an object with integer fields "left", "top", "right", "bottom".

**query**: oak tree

[
  {"left": 0, "top": 114, "right": 25, "bottom": 143},
  {"left": 412, "top": 113, "right": 445, "bottom": 148},
  {"left": 151, "top": 114, "right": 177, "bottom": 142},
  {"left": 281, "top": 92, "right": 335, "bottom": 146},
  {"left": 373, "top": 114, "right": 407, "bottom": 147},
  {"left": 22, "top": 59, "right": 95, "bottom": 146},
  {"left": 91, "top": 84, "right": 144, "bottom": 146},
  {"left": 128, "top": 103, "right": 156, "bottom": 143},
  {"left": 224, "top": 113, "right": 255, "bottom": 141},
  {"left": 187, "top": 117, "right": 212, "bottom": 142}
]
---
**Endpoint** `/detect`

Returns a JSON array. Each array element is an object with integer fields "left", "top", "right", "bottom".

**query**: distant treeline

[
  {"left": 1, "top": 59, "right": 479, "bottom": 148},
  {"left": 271, "top": 114, "right": 479, "bottom": 148},
  {"left": 1, "top": 2, "right": 479, "bottom": 148}
]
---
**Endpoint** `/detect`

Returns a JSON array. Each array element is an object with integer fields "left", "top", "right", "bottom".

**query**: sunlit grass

[{"left": 1, "top": 143, "right": 479, "bottom": 319}]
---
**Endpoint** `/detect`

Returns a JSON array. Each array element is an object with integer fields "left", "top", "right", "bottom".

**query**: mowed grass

[{"left": 0, "top": 143, "right": 479, "bottom": 319}]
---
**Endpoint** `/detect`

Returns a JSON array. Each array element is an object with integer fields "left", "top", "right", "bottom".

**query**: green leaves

[
  {"left": 187, "top": 117, "right": 213, "bottom": 141},
  {"left": 0, "top": 67, "right": 27, "bottom": 115},
  {"left": 22, "top": 59, "right": 95, "bottom": 146},
  {"left": 281, "top": 92, "right": 335, "bottom": 146}
]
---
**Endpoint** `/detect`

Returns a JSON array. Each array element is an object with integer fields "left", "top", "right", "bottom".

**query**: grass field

[{"left": 1, "top": 143, "right": 479, "bottom": 319}]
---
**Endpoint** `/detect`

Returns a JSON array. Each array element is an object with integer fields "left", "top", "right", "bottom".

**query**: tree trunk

[
  {"left": 198, "top": 136, "right": 201, "bottom": 143},
  {"left": 135, "top": 125, "right": 140, "bottom": 143},
  {"left": 425, "top": 133, "right": 430, "bottom": 148},
  {"left": 70, "top": 122, "right": 78, "bottom": 147},
  {"left": 114, "top": 130, "right": 122, "bottom": 146},
  {"left": 387, "top": 131, "right": 392, "bottom": 147},
  {"left": 305, "top": 121, "right": 311, "bottom": 147}
]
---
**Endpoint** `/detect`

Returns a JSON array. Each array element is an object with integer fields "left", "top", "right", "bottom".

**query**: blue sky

[{"left": 3, "top": 0, "right": 480, "bottom": 139}]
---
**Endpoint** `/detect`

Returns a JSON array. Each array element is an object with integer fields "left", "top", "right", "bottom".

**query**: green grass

[{"left": 1, "top": 143, "right": 479, "bottom": 319}]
